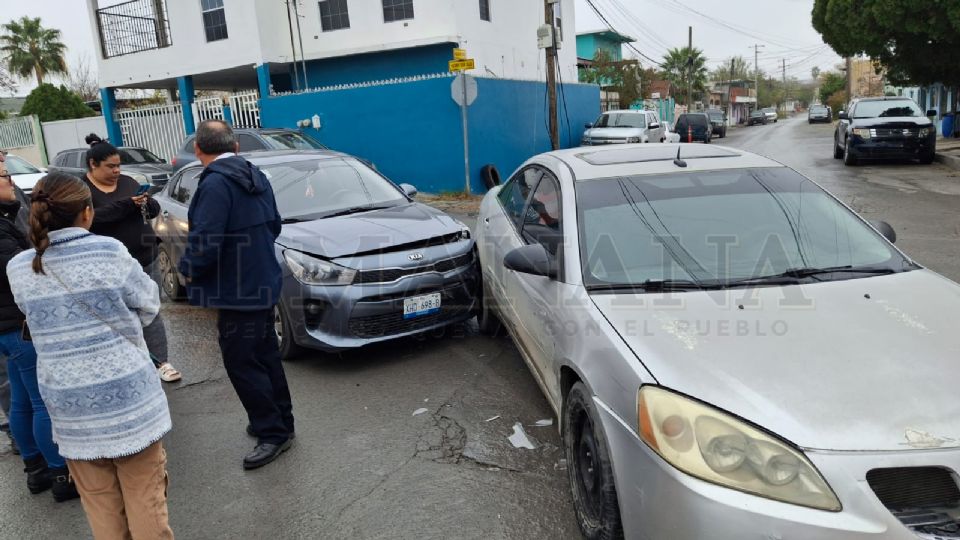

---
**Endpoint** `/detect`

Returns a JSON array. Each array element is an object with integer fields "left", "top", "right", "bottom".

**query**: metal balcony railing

[{"left": 96, "top": 0, "right": 172, "bottom": 59}]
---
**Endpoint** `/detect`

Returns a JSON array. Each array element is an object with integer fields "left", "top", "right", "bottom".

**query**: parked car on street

[
  {"left": 808, "top": 105, "right": 831, "bottom": 124},
  {"left": 171, "top": 128, "right": 328, "bottom": 171},
  {"left": 762, "top": 107, "right": 778, "bottom": 123},
  {"left": 581, "top": 110, "right": 666, "bottom": 146},
  {"left": 747, "top": 110, "right": 768, "bottom": 126},
  {"left": 154, "top": 150, "right": 478, "bottom": 359},
  {"left": 834, "top": 97, "right": 937, "bottom": 166},
  {"left": 476, "top": 142, "right": 959, "bottom": 539},
  {"left": 3, "top": 153, "right": 45, "bottom": 194},
  {"left": 706, "top": 109, "right": 727, "bottom": 138},
  {"left": 673, "top": 113, "right": 712, "bottom": 143},
  {"left": 49, "top": 145, "right": 172, "bottom": 186}
]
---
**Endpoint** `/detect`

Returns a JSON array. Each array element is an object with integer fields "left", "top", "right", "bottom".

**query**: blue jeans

[{"left": 0, "top": 329, "right": 65, "bottom": 468}]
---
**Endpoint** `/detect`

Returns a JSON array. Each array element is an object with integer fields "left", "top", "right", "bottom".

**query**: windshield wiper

[
  {"left": 587, "top": 279, "right": 714, "bottom": 293},
  {"left": 322, "top": 205, "right": 392, "bottom": 219},
  {"left": 725, "top": 266, "right": 897, "bottom": 287}
]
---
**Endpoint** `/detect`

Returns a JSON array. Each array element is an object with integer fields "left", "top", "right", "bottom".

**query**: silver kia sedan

[{"left": 476, "top": 143, "right": 960, "bottom": 539}]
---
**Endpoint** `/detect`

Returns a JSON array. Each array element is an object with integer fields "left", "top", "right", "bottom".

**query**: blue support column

[
  {"left": 223, "top": 104, "right": 234, "bottom": 126},
  {"left": 177, "top": 76, "right": 196, "bottom": 135},
  {"left": 100, "top": 87, "right": 123, "bottom": 146},
  {"left": 256, "top": 64, "right": 271, "bottom": 98}
]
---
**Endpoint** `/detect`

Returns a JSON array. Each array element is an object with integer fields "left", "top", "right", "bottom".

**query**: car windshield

[
  {"left": 708, "top": 112, "right": 723, "bottom": 120},
  {"left": 120, "top": 148, "right": 164, "bottom": 164},
  {"left": 751, "top": 111, "right": 764, "bottom": 117},
  {"left": 262, "top": 132, "right": 327, "bottom": 150},
  {"left": 4, "top": 155, "right": 40, "bottom": 174},
  {"left": 853, "top": 100, "right": 924, "bottom": 119},
  {"left": 577, "top": 168, "right": 910, "bottom": 288},
  {"left": 262, "top": 157, "right": 407, "bottom": 220},
  {"left": 593, "top": 113, "right": 645, "bottom": 128},
  {"left": 811, "top": 107, "right": 828, "bottom": 113}
]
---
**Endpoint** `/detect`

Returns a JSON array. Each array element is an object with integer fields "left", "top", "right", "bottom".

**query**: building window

[
  {"left": 201, "top": 0, "right": 228, "bottom": 42},
  {"left": 319, "top": 0, "right": 350, "bottom": 31},
  {"left": 382, "top": 0, "right": 414, "bottom": 22},
  {"left": 479, "top": 0, "right": 490, "bottom": 21}
]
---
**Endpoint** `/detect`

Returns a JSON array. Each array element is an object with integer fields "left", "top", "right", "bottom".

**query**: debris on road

[
  {"left": 532, "top": 419, "right": 553, "bottom": 427},
  {"left": 412, "top": 408, "right": 429, "bottom": 416},
  {"left": 484, "top": 415, "right": 501, "bottom": 422},
  {"left": 508, "top": 423, "right": 536, "bottom": 450}
]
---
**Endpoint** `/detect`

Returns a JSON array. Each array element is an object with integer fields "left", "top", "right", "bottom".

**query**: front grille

[
  {"left": 348, "top": 303, "right": 472, "bottom": 338},
  {"left": 150, "top": 173, "right": 169, "bottom": 181},
  {"left": 867, "top": 467, "right": 960, "bottom": 509},
  {"left": 872, "top": 128, "right": 918, "bottom": 138},
  {"left": 353, "top": 252, "right": 474, "bottom": 285}
]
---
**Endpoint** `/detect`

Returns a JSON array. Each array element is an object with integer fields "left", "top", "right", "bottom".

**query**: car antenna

[{"left": 673, "top": 146, "right": 687, "bottom": 168}]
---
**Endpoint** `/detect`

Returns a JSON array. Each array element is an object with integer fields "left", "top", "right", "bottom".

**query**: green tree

[
  {"left": 818, "top": 71, "right": 846, "bottom": 104},
  {"left": 19, "top": 84, "right": 95, "bottom": 122},
  {"left": 581, "top": 49, "right": 645, "bottom": 108},
  {"left": 660, "top": 47, "right": 709, "bottom": 107},
  {"left": 812, "top": 0, "right": 960, "bottom": 86},
  {"left": 710, "top": 56, "right": 751, "bottom": 82},
  {"left": 0, "top": 17, "right": 67, "bottom": 85},
  {"left": 827, "top": 90, "right": 848, "bottom": 118}
]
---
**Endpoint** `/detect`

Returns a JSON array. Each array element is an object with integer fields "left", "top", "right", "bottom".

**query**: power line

[
  {"left": 661, "top": 0, "right": 822, "bottom": 51},
  {"left": 583, "top": 0, "right": 663, "bottom": 67}
]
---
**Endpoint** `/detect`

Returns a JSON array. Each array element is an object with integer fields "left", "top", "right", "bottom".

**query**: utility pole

[
  {"left": 545, "top": 0, "right": 559, "bottom": 150},
  {"left": 687, "top": 26, "right": 692, "bottom": 110},
  {"left": 782, "top": 58, "right": 787, "bottom": 111},
  {"left": 750, "top": 44, "right": 764, "bottom": 111},
  {"left": 728, "top": 57, "right": 735, "bottom": 117},
  {"left": 846, "top": 56, "right": 853, "bottom": 100},
  {"left": 292, "top": 0, "right": 309, "bottom": 89},
  {"left": 285, "top": 0, "right": 301, "bottom": 90}
]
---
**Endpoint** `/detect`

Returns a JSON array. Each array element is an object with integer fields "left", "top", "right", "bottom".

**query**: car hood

[
  {"left": 276, "top": 202, "right": 463, "bottom": 258},
  {"left": 591, "top": 269, "right": 960, "bottom": 451},
  {"left": 850, "top": 117, "right": 934, "bottom": 128},
  {"left": 126, "top": 163, "right": 173, "bottom": 175},
  {"left": 11, "top": 172, "right": 45, "bottom": 190},
  {"left": 586, "top": 127, "right": 644, "bottom": 138}
]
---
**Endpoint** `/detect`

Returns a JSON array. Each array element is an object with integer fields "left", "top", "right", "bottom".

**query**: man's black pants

[{"left": 217, "top": 308, "right": 294, "bottom": 445}]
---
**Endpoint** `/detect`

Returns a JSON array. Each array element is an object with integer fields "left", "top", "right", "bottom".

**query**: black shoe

[
  {"left": 246, "top": 424, "right": 295, "bottom": 440},
  {"left": 23, "top": 455, "right": 51, "bottom": 494},
  {"left": 49, "top": 467, "right": 80, "bottom": 502},
  {"left": 242, "top": 439, "right": 292, "bottom": 470}
]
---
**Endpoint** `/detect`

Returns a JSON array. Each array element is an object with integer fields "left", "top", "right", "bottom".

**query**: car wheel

[
  {"left": 833, "top": 137, "right": 844, "bottom": 159},
  {"left": 477, "top": 275, "right": 502, "bottom": 336},
  {"left": 275, "top": 301, "right": 303, "bottom": 361},
  {"left": 157, "top": 247, "right": 185, "bottom": 301},
  {"left": 843, "top": 140, "right": 858, "bottom": 166},
  {"left": 564, "top": 382, "right": 623, "bottom": 540},
  {"left": 919, "top": 150, "right": 935, "bottom": 165}
]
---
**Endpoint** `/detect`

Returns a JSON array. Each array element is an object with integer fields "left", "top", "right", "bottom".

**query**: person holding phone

[{"left": 82, "top": 134, "right": 181, "bottom": 383}]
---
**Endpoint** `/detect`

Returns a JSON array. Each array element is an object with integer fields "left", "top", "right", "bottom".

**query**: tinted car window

[
  {"left": 173, "top": 168, "right": 202, "bottom": 204},
  {"left": 852, "top": 100, "right": 923, "bottom": 119},
  {"left": 262, "top": 132, "right": 326, "bottom": 150},
  {"left": 238, "top": 134, "right": 264, "bottom": 152},
  {"left": 4, "top": 155, "right": 40, "bottom": 174},
  {"left": 120, "top": 148, "right": 164, "bottom": 164},
  {"left": 593, "top": 113, "right": 645, "bottom": 128},
  {"left": 498, "top": 168, "right": 542, "bottom": 229},
  {"left": 522, "top": 173, "right": 562, "bottom": 256},
  {"left": 181, "top": 137, "right": 195, "bottom": 152},
  {"left": 69, "top": 151, "right": 84, "bottom": 168},
  {"left": 676, "top": 114, "right": 707, "bottom": 128}
]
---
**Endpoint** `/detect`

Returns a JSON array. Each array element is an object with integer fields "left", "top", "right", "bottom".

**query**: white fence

[
  {"left": 193, "top": 96, "right": 224, "bottom": 123},
  {"left": 116, "top": 102, "right": 186, "bottom": 161},
  {"left": 0, "top": 116, "right": 36, "bottom": 150},
  {"left": 229, "top": 90, "right": 261, "bottom": 128},
  {"left": 41, "top": 116, "right": 108, "bottom": 163}
]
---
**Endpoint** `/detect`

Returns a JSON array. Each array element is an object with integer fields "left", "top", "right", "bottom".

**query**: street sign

[
  {"left": 453, "top": 48, "right": 467, "bottom": 60},
  {"left": 451, "top": 74, "right": 477, "bottom": 107},
  {"left": 448, "top": 59, "right": 475, "bottom": 72}
]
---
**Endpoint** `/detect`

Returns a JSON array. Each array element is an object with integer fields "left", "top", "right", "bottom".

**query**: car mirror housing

[
  {"left": 503, "top": 244, "right": 556, "bottom": 279},
  {"left": 649, "top": 123, "right": 660, "bottom": 129},
  {"left": 927, "top": 110, "right": 938, "bottom": 117},
  {"left": 399, "top": 183, "right": 418, "bottom": 198},
  {"left": 838, "top": 111, "right": 848, "bottom": 120},
  {"left": 870, "top": 220, "right": 897, "bottom": 244},
  {"left": 584, "top": 123, "right": 593, "bottom": 130}
]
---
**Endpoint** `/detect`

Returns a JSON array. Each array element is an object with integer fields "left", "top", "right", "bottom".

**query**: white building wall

[{"left": 90, "top": 0, "right": 265, "bottom": 88}]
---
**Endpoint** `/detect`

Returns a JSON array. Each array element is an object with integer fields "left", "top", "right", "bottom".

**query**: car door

[
  {"left": 838, "top": 102, "right": 854, "bottom": 148},
  {"left": 157, "top": 166, "right": 202, "bottom": 265},
  {"left": 507, "top": 169, "right": 564, "bottom": 397},
  {"left": 647, "top": 112, "right": 663, "bottom": 142}
]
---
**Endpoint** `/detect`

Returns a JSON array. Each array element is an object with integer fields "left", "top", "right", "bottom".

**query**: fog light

[{"left": 305, "top": 302, "right": 324, "bottom": 316}]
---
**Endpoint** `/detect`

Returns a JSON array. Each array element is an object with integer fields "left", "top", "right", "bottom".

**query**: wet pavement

[{"left": 3, "top": 115, "right": 959, "bottom": 539}]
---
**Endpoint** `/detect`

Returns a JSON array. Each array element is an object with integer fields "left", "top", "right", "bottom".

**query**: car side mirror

[
  {"left": 399, "top": 183, "right": 418, "bottom": 198},
  {"left": 503, "top": 244, "right": 556, "bottom": 279},
  {"left": 838, "top": 111, "right": 848, "bottom": 120},
  {"left": 926, "top": 110, "right": 938, "bottom": 117},
  {"left": 649, "top": 123, "right": 660, "bottom": 129},
  {"left": 584, "top": 123, "right": 593, "bottom": 130},
  {"left": 870, "top": 220, "right": 897, "bottom": 244}
]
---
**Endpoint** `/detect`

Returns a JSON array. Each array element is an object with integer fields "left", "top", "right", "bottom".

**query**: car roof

[
  {"left": 601, "top": 109, "right": 646, "bottom": 115},
  {"left": 546, "top": 143, "right": 783, "bottom": 181},
  {"left": 182, "top": 128, "right": 304, "bottom": 140},
  {"left": 57, "top": 146, "right": 150, "bottom": 155},
  {"left": 172, "top": 149, "right": 352, "bottom": 171},
  {"left": 854, "top": 97, "right": 915, "bottom": 103}
]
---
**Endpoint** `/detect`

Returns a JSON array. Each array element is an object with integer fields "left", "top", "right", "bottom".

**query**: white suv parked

[{"left": 581, "top": 109, "right": 666, "bottom": 146}]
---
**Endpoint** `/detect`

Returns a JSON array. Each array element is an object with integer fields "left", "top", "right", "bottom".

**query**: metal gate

[
  {"left": 193, "top": 96, "right": 224, "bottom": 123},
  {"left": 229, "top": 90, "right": 261, "bottom": 128},
  {"left": 115, "top": 102, "right": 186, "bottom": 161}
]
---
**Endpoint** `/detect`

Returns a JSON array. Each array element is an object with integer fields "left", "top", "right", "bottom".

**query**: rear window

[
  {"left": 678, "top": 115, "right": 707, "bottom": 126},
  {"left": 262, "top": 132, "right": 327, "bottom": 150}
]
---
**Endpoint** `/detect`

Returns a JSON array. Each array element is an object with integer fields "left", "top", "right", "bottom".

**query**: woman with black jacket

[
  {"left": 0, "top": 164, "right": 78, "bottom": 501},
  {"left": 82, "top": 135, "right": 181, "bottom": 383}
]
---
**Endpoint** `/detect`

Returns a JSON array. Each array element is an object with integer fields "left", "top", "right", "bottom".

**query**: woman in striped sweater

[{"left": 6, "top": 172, "right": 173, "bottom": 539}]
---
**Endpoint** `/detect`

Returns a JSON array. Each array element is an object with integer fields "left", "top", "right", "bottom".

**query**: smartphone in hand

[{"left": 135, "top": 184, "right": 151, "bottom": 196}]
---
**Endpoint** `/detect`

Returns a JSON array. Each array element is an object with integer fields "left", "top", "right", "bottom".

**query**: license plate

[{"left": 403, "top": 293, "right": 441, "bottom": 319}]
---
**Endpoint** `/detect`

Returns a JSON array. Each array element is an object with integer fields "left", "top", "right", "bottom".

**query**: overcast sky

[{"left": 1, "top": 0, "right": 840, "bottom": 96}]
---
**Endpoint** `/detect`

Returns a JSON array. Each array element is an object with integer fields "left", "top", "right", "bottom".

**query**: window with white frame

[
  {"left": 382, "top": 0, "right": 414, "bottom": 22},
  {"left": 319, "top": 0, "right": 350, "bottom": 31},
  {"left": 201, "top": 0, "right": 228, "bottom": 42},
  {"left": 479, "top": 0, "right": 490, "bottom": 21}
]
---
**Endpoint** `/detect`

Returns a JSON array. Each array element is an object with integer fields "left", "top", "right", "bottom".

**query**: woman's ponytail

[{"left": 28, "top": 173, "right": 93, "bottom": 275}]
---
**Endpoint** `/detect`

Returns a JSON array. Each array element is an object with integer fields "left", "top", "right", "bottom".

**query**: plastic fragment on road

[
  {"left": 485, "top": 415, "right": 501, "bottom": 422},
  {"left": 412, "top": 408, "right": 429, "bottom": 416},
  {"left": 508, "top": 423, "right": 536, "bottom": 450},
  {"left": 532, "top": 419, "right": 553, "bottom": 427}
]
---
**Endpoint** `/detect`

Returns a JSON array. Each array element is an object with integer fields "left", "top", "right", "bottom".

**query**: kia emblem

[{"left": 409, "top": 253, "right": 424, "bottom": 261}]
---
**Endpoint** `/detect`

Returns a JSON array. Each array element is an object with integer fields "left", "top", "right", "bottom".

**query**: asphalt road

[{"left": 2, "top": 115, "right": 959, "bottom": 540}]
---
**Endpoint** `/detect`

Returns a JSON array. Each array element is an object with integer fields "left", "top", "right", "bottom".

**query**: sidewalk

[{"left": 936, "top": 137, "right": 960, "bottom": 170}]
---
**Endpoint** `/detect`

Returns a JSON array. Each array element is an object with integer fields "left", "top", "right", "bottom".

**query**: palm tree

[
  {"left": 0, "top": 17, "right": 67, "bottom": 86},
  {"left": 660, "top": 47, "right": 709, "bottom": 107}
]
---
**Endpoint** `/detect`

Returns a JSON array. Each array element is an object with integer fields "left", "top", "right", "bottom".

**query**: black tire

[
  {"left": 157, "top": 246, "right": 185, "bottom": 301},
  {"left": 275, "top": 301, "right": 302, "bottom": 361},
  {"left": 919, "top": 150, "right": 935, "bottom": 165},
  {"left": 480, "top": 164, "right": 501, "bottom": 190},
  {"left": 564, "top": 382, "right": 623, "bottom": 540},
  {"left": 833, "top": 137, "right": 844, "bottom": 159},
  {"left": 477, "top": 275, "right": 502, "bottom": 336},
  {"left": 843, "top": 140, "right": 858, "bottom": 166}
]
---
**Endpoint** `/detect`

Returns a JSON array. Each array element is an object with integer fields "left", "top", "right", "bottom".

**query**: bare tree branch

[{"left": 65, "top": 54, "right": 99, "bottom": 102}]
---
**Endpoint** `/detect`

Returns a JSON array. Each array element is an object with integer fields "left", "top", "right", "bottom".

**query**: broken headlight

[
  {"left": 637, "top": 385, "right": 841, "bottom": 511},
  {"left": 283, "top": 249, "right": 356, "bottom": 286}
]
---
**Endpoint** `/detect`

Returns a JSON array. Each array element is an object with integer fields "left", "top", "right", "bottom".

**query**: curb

[{"left": 934, "top": 152, "right": 960, "bottom": 171}]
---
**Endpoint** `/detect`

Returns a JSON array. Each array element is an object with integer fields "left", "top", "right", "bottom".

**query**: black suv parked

[
  {"left": 833, "top": 97, "right": 937, "bottom": 166},
  {"left": 674, "top": 113, "right": 713, "bottom": 143}
]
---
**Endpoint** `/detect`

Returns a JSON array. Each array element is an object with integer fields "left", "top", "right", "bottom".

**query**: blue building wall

[
  {"left": 259, "top": 77, "right": 599, "bottom": 194},
  {"left": 298, "top": 43, "right": 456, "bottom": 89}
]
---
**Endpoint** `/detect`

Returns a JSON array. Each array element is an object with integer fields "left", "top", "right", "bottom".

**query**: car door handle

[
  {"left": 162, "top": 210, "right": 169, "bottom": 218},
  {"left": 484, "top": 218, "right": 490, "bottom": 225}
]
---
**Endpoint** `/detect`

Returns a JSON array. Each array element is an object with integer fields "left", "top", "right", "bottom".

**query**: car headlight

[
  {"left": 852, "top": 128, "right": 871, "bottom": 139},
  {"left": 638, "top": 386, "right": 841, "bottom": 511},
  {"left": 581, "top": 138, "right": 591, "bottom": 145},
  {"left": 283, "top": 249, "right": 356, "bottom": 286},
  {"left": 129, "top": 172, "right": 148, "bottom": 184},
  {"left": 452, "top": 220, "right": 471, "bottom": 240},
  {"left": 919, "top": 127, "right": 930, "bottom": 138}
]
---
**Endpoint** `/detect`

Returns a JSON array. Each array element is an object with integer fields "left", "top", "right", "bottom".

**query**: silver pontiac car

[{"left": 476, "top": 143, "right": 960, "bottom": 539}]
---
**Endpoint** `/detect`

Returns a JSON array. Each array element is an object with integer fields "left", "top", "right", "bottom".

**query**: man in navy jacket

[{"left": 179, "top": 120, "right": 294, "bottom": 470}]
